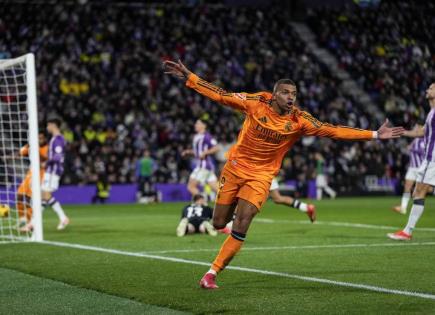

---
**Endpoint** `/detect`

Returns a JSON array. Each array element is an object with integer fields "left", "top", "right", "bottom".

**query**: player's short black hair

[
  {"left": 192, "top": 194, "right": 205, "bottom": 202},
  {"left": 47, "top": 116, "right": 62, "bottom": 127},
  {"left": 273, "top": 79, "right": 296, "bottom": 92}
]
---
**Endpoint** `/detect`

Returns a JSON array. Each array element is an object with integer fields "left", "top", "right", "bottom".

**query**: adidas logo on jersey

[{"left": 259, "top": 116, "right": 268, "bottom": 123}]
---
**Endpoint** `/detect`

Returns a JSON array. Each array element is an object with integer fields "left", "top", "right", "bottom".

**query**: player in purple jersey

[
  {"left": 181, "top": 119, "right": 220, "bottom": 199},
  {"left": 42, "top": 117, "right": 70, "bottom": 230},
  {"left": 388, "top": 83, "right": 435, "bottom": 240},
  {"left": 392, "top": 132, "right": 425, "bottom": 214}
]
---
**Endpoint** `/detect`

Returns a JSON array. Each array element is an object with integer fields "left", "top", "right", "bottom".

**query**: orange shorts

[
  {"left": 216, "top": 162, "right": 272, "bottom": 211},
  {"left": 17, "top": 170, "right": 44, "bottom": 197}
]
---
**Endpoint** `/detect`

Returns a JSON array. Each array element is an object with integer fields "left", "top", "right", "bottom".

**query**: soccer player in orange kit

[
  {"left": 17, "top": 131, "right": 48, "bottom": 230},
  {"left": 163, "top": 59, "right": 404, "bottom": 289}
]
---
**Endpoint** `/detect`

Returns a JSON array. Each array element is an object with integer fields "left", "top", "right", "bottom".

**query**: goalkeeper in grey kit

[{"left": 176, "top": 194, "right": 217, "bottom": 237}]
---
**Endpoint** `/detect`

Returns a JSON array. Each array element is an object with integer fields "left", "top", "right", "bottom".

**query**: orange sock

[{"left": 211, "top": 231, "right": 245, "bottom": 273}]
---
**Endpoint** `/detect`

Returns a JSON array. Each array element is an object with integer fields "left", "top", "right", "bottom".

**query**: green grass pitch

[{"left": 1, "top": 197, "right": 435, "bottom": 314}]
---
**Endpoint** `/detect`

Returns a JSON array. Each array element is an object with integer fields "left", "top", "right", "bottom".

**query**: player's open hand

[
  {"left": 181, "top": 149, "right": 193, "bottom": 157},
  {"left": 162, "top": 59, "right": 191, "bottom": 80},
  {"left": 377, "top": 119, "right": 405, "bottom": 139}
]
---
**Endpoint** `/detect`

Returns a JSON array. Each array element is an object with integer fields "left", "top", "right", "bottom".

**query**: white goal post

[{"left": 0, "top": 53, "right": 42, "bottom": 242}]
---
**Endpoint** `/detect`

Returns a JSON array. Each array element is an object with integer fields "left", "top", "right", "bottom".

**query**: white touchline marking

[
  {"left": 40, "top": 240, "right": 435, "bottom": 301},
  {"left": 142, "top": 242, "right": 435, "bottom": 254},
  {"left": 255, "top": 218, "right": 435, "bottom": 232}
]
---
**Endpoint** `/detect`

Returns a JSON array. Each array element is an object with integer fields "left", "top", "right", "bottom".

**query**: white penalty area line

[
  {"left": 255, "top": 218, "right": 435, "bottom": 232},
  {"left": 143, "top": 241, "right": 435, "bottom": 254},
  {"left": 40, "top": 240, "right": 435, "bottom": 301}
]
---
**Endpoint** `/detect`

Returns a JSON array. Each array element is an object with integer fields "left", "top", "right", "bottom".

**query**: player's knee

[
  {"left": 273, "top": 195, "right": 285, "bottom": 204},
  {"left": 187, "top": 186, "right": 195, "bottom": 194},
  {"left": 198, "top": 223, "right": 206, "bottom": 234},
  {"left": 42, "top": 191, "right": 51, "bottom": 200},
  {"left": 211, "top": 217, "right": 227, "bottom": 230},
  {"left": 212, "top": 221, "right": 226, "bottom": 230},
  {"left": 413, "top": 184, "right": 428, "bottom": 199},
  {"left": 187, "top": 223, "right": 196, "bottom": 234}
]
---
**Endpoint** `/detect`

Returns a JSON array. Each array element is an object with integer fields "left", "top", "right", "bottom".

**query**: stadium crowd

[
  {"left": 1, "top": 1, "right": 431, "bottom": 195},
  {"left": 307, "top": 0, "right": 434, "bottom": 128}
]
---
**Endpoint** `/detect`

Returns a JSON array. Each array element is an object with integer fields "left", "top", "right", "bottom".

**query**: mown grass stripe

[
  {"left": 41, "top": 240, "right": 435, "bottom": 301},
  {"left": 143, "top": 241, "right": 435, "bottom": 254}
]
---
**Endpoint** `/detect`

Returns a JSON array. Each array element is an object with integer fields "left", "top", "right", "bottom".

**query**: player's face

[
  {"left": 274, "top": 84, "right": 297, "bottom": 111},
  {"left": 196, "top": 197, "right": 206, "bottom": 205},
  {"left": 426, "top": 84, "right": 435, "bottom": 100},
  {"left": 194, "top": 120, "right": 206, "bottom": 133},
  {"left": 46, "top": 123, "right": 53, "bottom": 134},
  {"left": 46, "top": 122, "right": 57, "bottom": 134}
]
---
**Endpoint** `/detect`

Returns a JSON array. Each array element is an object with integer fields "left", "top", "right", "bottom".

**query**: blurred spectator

[
  {"left": 136, "top": 149, "right": 159, "bottom": 203},
  {"left": 92, "top": 174, "right": 111, "bottom": 204},
  {"left": 1, "top": 1, "right": 430, "bottom": 195}
]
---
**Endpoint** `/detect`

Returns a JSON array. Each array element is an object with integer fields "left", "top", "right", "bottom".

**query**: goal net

[{"left": 0, "top": 53, "right": 42, "bottom": 242}]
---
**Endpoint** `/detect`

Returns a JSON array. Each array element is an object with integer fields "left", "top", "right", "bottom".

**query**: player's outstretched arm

[
  {"left": 402, "top": 124, "right": 425, "bottom": 138},
  {"left": 376, "top": 119, "right": 405, "bottom": 139},
  {"left": 300, "top": 112, "right": 404, "bottom": 140},
  {"left": 163, "top": 59, "right": 253, "bottom": 112}
]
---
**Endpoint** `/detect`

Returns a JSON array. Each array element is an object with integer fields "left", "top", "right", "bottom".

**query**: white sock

[
  {"left": 298, "top": 202, "right": 308, "bottom": 212},
  {"left": 316, "top": 188, "right": 322, "bottom": 200},
  {"left": 292, "top": 199, "right": 307, "bottom": 212},
  {"left": 207, "top": 269, "right": 217, "bottom": 275},
  {"left": 403, "top": 201, "right": 425, "bottom": 234},
  {"left": 52, "top": 201, "right": 67, "bottom": 222},
  {"left": 400, "top": 192, "right": 411, "bottom": 213}
]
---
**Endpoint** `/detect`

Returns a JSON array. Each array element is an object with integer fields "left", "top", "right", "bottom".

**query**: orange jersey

[
  {"left": 18, "top": 144, "right": 48, "bottom": 197},
  {"left": 186, "top": 73, "right": 373, "bottom": 181},
  {"left": 19, "top": 144, "right": 49, "bottom": 168}
]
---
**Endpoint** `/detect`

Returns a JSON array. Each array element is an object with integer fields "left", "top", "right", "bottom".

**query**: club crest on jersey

[
  {"left": 259, "top": 116, "right": 268, "bottom": 124},
  {"left": 285, "top": 122, "right": 292, "bottom": 131},
  {"left": 234, "top": 93, "right": 246, "bottom": 100}
]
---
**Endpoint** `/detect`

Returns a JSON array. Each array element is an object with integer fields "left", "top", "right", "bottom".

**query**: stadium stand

[
  {"left": 2, "top": 1, "right": 430, "bottom": 195},
  {"left": 307, "top": 0, "right": 434, "bottom": 127}
]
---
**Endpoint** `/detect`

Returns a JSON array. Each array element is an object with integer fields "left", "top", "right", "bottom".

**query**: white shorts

[
  {"left": 405, "top": 167, "right": 419, "bottom": 181},
  {"left": 270, "top": 178, "right": 279, "bottom": 191},
  {"left": 189, "top": 167, "right": 217, "bottom": 185},
  {"left": 41, "top": 173, "right": 60, "bottom": 192},
  {"left": 416, "top": 160, "right": 435, "bottom": 186},
  {"left": 316, "top": 174, "right": 327, "bottom": 187}
]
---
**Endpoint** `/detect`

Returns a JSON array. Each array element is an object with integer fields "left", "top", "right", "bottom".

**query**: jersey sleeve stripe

[
  {"left": 197, "top": 81, "right": 225, "bottom": 94},
  {"left": 197, "top": 79, "right": 226, "bottom": 93}
]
